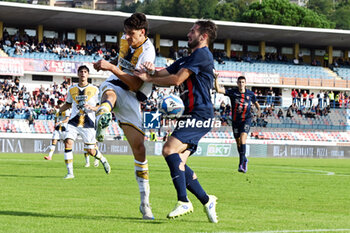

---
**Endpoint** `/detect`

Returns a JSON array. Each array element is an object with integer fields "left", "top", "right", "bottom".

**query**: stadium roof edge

[{"left": 1, "top": 1, "right": 350, "bottom": 48}]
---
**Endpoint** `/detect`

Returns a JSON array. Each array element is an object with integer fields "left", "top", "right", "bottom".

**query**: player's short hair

[
  {"left": 78, "top": 65, "right": 89, "bottom": 73},
  {"left": 237, "top": 76, "right": 246, "bottom": 81},
  {"left": 124, "top": 12, "right": 149, "bottom": 35},
  {"left": 57, "top": 100, "right": 63, "bottom": 105},
  {"left": 195, "top": 20, "right": 217, "bottom": 44}
]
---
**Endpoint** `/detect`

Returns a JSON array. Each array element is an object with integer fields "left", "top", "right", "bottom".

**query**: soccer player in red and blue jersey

[
  {"left": 215, "top": 76, "right": 261, "bottom": 173},
  {"left": 135, "top": 20, "right": 218, "bottom": 223}
]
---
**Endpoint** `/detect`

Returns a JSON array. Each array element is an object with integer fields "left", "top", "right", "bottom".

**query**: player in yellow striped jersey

[
  {"left": 44, "top": 99, "right": 99, "bottom": 167},
  {"left": 44, "top": 100, "right": 70, "bottom": 161},
  {"left": 93, "top": 13, "right": 155, "bottom": 220},
  {"left": 59, "top": 65, "right": 111, "bottom": 179}
]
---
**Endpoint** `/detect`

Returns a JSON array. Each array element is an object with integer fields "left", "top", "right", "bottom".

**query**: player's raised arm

[{"left": 214, "top": 73, "right": 226, "bottom": 94}]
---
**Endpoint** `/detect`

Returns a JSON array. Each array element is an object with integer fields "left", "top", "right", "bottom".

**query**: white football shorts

[
  {"left": 52, "top": 130, "right": 65, "bottom": 140},
  {"left": 100, "top": 81, "right": 144, "bottom": 134},
  {"left": 65, "top": 124, "right": 96, "bottom": 149}
]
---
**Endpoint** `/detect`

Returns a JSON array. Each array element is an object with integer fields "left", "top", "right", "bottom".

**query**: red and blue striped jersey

[
  {"left": 166, "top": 47, "right": 214, "bottom": 118},
  {"left": 225, "top": 88, "right": 257, "bottom": 122}
]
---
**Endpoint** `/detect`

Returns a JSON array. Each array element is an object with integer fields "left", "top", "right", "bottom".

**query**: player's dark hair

[
  {"left": 237, "top": 76, "right": 246, "bottom": 81},
  {"left": 195, "top": 20, "right": 217, "bottom": 44},
  {"left": 78, "top": 65, "right": 89, "bottom": 73},
  {"left": 57, "top": 100, "right": 63, "bottom": 105},
  {"left": 124, "top": 12, "right": 149, "bottom": 35}
]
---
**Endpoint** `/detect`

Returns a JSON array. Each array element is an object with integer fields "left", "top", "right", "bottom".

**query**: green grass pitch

[{"left": 0, "top": 153, "right": 349, "bottom": 233}]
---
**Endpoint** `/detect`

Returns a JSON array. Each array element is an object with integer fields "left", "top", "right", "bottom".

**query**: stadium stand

[{"left": 1, "top": 4, "right": 350, "bottom": 143}]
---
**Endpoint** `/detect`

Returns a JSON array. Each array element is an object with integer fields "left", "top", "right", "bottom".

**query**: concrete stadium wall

[{"left": 1, "top": 137, "right": 349, "bottom": 159}]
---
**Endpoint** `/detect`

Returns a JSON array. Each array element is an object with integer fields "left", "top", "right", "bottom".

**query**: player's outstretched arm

[
  {"left": 94, "top": 59, "right": 143, "bottom": 91},
  {"left": 134, "top": 68, "right": 191, "bottom": 87},
  {"left": 59, "top": 103, "right": 72, "bottom": 113},
  {"left": 141, "top": 61, "right": 169, "bottom": 77},
  {"left": 214, "top": 73, "right": 225, "bottom": 94}
]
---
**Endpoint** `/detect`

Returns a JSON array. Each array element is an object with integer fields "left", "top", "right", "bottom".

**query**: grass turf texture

[{"left": 0, "top": 153, "right": 349, "bottom": 233}]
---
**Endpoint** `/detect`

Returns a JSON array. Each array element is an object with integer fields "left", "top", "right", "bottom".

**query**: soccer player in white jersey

[
  {"left": 44, "top": 99, "right": 99, "bottom": 167},
  {"left": 44, "top": 100, "right": 70, "bottom": 161},
  {"left": 93, "top": 13, "right": 155, "bottom": 220},
  {"left": 59, "top": 65, "right": 110, "bottom": 179}
]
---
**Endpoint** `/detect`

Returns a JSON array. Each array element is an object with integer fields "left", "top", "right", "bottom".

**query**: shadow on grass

[{"left": 0, "top": 210, "right": 164, "bottom": 224}]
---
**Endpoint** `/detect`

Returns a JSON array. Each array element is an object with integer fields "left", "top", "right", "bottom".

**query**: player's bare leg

[
  {"left": 122, "top": 124, "right": 154, "bottom": 220},
  {"left": 86, "top": 145, "right": 110, "bottom": 174},
  {"left": 45, "top": 139, "right": 58, "bottom": 160}
]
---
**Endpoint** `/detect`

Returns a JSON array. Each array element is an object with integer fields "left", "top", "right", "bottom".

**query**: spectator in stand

[
  {"left": 335, "top": 92, "right": 340, "bottom": 108},
  {"left": 297, "top": 89, "right": 302, "bottom": 107},
  {"left": 329, "top": 91, "right": 335, "bottom": 108},
  {"left": 323, "top": 52, "right": 329, "bottom": 67},
  {"left": 286, "top": 105, "right": 294, "bottom": 118},
  {"left": 324, "top": 91, "right": 329, "bottom": 108},
  {"left": 318, "top": 91, "right": 324, "bottom": 109},
  {"left": 277, "top": 108, "right": 284, "bottom": 119},
  {"left": 302, "top": 90, "right": 308, "bottom": 106},
  {"left": 267, "top": 87, "right": 273, "bottom": 106},
  {"left": 291, "top": 89, "right": 297, "bottom": 105},
  {"left": 309, "top": 92, "right": 314, "bottom": 107}
]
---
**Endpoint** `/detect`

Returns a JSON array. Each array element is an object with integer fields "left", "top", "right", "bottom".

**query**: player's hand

[
  {"left": 134, "top": 69, "right": 151, "bottom": 82},
  {"left": 93, "top": 60, "right": 113, "bottom": 72},
  {"left": 141, "top": 62, "right": 155, "bottom": 75},
  {"left": 55, "top": 121, "right": 61, "bottom": 127},
  {"left": 84, "top": 104, "right": 96, "bottom": 112}
]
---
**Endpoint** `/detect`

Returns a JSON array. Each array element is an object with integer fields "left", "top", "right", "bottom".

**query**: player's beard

[{"left": 188, "top": 37, "right": 200, "bottom": 49}]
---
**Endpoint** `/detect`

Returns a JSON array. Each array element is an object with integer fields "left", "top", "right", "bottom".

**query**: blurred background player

[
  {"left": 215, "top": 75, "right": 261, "bottom": 173},
  {"left": 59, "top": 65, "right": 110, "bottom": 179},
  {"left": 135, "top": 20, "right": 218, "bottom": 223},
  {"left": 44, "top": 100, "right": 70, "bottom": 161},
  {"left": 93, "top": 13, "right": 155, "bottom": 220},
  {"left": 44, "top": 100, "right": 99, "bottom": 167}
]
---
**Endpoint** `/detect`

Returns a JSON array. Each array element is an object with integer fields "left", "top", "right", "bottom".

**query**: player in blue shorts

[
  {"left": 215, "top": 75, "right": 260, "bottom": 173},
  {"left": 135, "top": 20, "right": 218, "bottom": 223}
]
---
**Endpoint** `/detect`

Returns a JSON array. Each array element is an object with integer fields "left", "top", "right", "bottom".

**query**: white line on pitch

[{"left": 237, "top": 229, "right": 350, "bottom": 233}]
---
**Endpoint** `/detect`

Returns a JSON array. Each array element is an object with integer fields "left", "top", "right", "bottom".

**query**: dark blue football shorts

[
  {"left": 232, "top": 118, "right": 252, "bottom": 139},
  {"left": 171, "top": 116, "right": 212, "bottom": 155}
]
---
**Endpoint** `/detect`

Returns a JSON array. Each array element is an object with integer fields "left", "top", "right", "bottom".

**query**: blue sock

[
  {"left": 239, "top": 144, "right": 247, "bottom": 164},
  {"left": 185, "top": 165, "right": 209, "bottom": 205},
  {"left": 165, "top": 153, "right": 188, "bottom": 202}
]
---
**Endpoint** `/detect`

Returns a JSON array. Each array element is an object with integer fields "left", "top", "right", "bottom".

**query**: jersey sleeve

[
  {"left": 94, "top": 86, "right": 99, "bottom": 106},
  {"left": 166, "top": 58, "right": 183, "bottom": 74},
  {"left": 135, "top": 42, "right": 156, "bottom": 70},
  {"left": 224, "top": 88, "right": 232, "bottom": 97},
  {"left": 181, "top": 49, "right": 205, "bottom": 75},
  {"left": 66, "top": 87, "right": 73, "bottom": 104}
]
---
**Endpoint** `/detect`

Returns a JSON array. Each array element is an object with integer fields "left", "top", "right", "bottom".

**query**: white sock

[
  {"left": 48, "top": 145, "right": 56, "bottom": 158},
  {"left": 94, "top": 150, "right": 106, "bottom": 163},
  {"left": 135, "top": 159, "right": 150, "bottom": 205},
  {"left": 84, "top": 153, "right": 90, "bottom": 164},
  {"left": 64, "top": 150, "right": 73, "bottom": 175}
]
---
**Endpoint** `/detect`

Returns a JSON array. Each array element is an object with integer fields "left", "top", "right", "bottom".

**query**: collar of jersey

[
  {"left": 131, "top": 37, "right": 148, "bottom": 50},
  {"left": 78, "top": 83, "right": 89, "bottom": 88}
]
